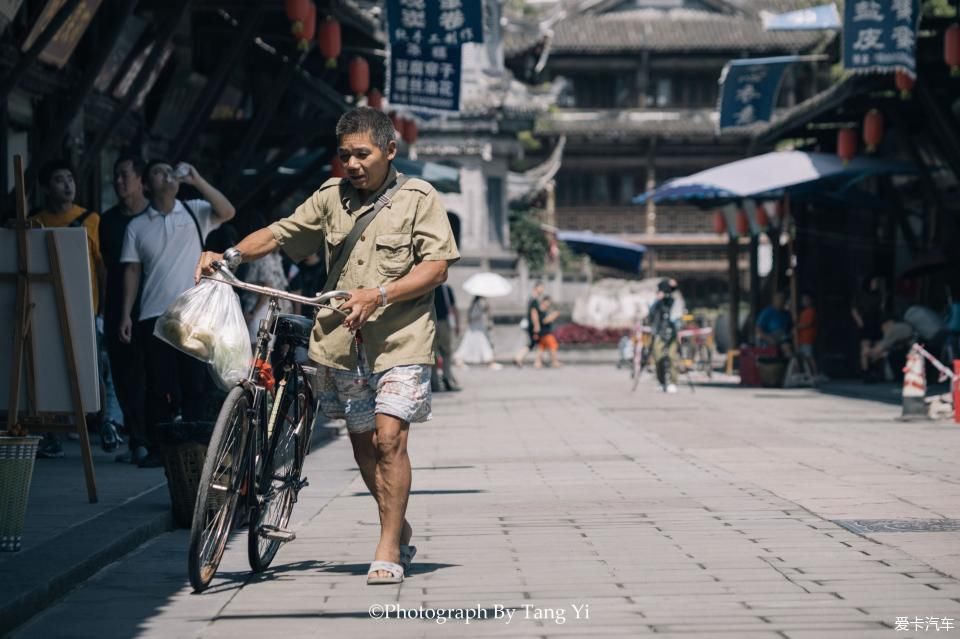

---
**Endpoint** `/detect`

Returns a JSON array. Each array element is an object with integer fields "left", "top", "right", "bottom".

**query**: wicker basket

[
  {"left": 0, "top": 436, "right": 41, "bottom": 552},
  {"left": 757, "top": 357, "right": 787, "bottom": 388},
  {"left": 160, "top": 423, "right": 213, "bottom": 529}
]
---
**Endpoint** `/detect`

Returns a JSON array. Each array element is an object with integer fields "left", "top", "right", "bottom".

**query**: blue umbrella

[{"left": 557, "top": 230, "right": 646, "bottom": 274}]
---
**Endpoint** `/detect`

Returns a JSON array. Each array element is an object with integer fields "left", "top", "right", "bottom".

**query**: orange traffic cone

[{"left": 899, "top": 344, "right": 929, "bottom": 421}]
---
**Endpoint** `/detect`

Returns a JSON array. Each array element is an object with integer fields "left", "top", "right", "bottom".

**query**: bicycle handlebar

[{"left": 203, "top": 261, "right": 352, "bottom": 308}]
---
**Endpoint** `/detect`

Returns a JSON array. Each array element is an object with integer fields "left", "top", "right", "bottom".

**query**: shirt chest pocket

[{"left": 375, "top": 233, "right": 412, "bottom": 277}]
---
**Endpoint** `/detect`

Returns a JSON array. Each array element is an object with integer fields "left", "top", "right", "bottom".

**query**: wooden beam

[
  {"left": 169, "top": 1, "right": 267, "bottom": 161},
  {"left": 0, "top": 0, "right": 85, "bottom": 98},
  {"left": 25, "top": 0, "right": 140, "bottom": 192},
  {"left": 219, "top": 47, "right": 308, "bottom": 192},
  {"left": 77, "top": 0, "right": 192, "bottom": 183}
]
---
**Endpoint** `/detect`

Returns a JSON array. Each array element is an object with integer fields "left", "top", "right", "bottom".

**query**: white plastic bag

[{"left": 154, "top": 273, "right": 252, "bottom": 390}]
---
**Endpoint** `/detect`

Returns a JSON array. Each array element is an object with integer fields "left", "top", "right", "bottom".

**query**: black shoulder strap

[
  {"left": 323, "top": 174, "right": 410, "bottom": 291},
  {"left": 68, "top": 209, "right": 94, "bottom": 228},
  {"left": 179, "top": 199, "right": 205, "bottom": 249}
]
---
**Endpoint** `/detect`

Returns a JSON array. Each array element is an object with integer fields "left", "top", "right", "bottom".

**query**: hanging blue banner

[
  {"left": 389, "top": 43, "right": 462, "bottom": 111},
  {"left": 843, "top": 0, "right": 920, "bottom": 77},
  {"left": 761, "top": 4, "right": 840, "bottom": 31},
  {"left": 386, "top": 0, "right": 483, "bottom": 46},
  {"left": 718, "top": 56, "right": 798, "bottom": 130}
]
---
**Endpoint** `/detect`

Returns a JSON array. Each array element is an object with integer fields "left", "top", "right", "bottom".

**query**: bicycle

[{"left": 187, "top": 262, "right": 350, "bottom": 593}]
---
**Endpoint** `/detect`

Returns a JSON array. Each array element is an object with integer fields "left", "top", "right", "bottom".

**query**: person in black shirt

[
  {"left": 514, "top": 281, "right": 545, "bottom": 368},
  {"left": 432, "top": 283, "right": 461, "bottom": 391},
  {"left": 99, "top": 155, "right": 149, "bottom": 464},
  {"left": 289, "top": 252, "right": 327, "bottom": 317}
]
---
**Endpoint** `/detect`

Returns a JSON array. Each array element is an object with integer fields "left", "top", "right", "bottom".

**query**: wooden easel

[{"left": 6, "top": 155, "right": 98, "bottom": 503}]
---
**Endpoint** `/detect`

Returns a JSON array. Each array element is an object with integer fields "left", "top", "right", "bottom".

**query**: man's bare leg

[
  {"left": 351, "top": 414, "right": 411, "bottom": 578},
  {"left": 349, "top": 430, "right": 413, "bottom": 546}
]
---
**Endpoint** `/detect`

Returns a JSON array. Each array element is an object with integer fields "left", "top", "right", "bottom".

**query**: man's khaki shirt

[{"left": 268, "top": 169, "right": 459, "bottom": 373}]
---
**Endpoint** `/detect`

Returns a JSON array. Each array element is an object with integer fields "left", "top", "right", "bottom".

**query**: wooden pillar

[
  {"left": 645, "top": 138, "right": 657, "bottom": 235},
  {"left": 749, "top": 233, "right": 760, "bottom": 343},
  {"left": 728, "top": 235, "right": 740, "bottom": 351}
]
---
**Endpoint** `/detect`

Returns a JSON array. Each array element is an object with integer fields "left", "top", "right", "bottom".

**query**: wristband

[
  {"left": 223, "top": 247, "right": 242, "bottom": 270},
  {"left": 378, "top": 285, "right": 388, "bottom": 307}
]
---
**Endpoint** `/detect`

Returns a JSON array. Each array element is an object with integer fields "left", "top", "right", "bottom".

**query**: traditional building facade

[{"left": 522, "top": 0, "right": 830, "bottom": 305}]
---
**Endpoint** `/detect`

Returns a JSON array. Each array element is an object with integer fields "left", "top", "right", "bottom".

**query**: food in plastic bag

[{"left": 153, "top": 273, "right": 251, "bottom": 390}]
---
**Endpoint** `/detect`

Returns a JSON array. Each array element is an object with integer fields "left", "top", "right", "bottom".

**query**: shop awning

[
  {"left": 557, "top": 230, "right": 646, "bottom": 274},
  {"left": 633, "top": 150, "right": 915, "bottom": 205}
]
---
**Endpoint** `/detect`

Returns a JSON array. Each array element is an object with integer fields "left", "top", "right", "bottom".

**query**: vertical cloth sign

[
  {"left": 718, "top": 56, "right": 798, "bottom": 130},
  {"left": 386, "top": 0, "right": 484, "bottom": 112},
  {"left": 20, "top": 0, "right": 103, "bottom": 69},
  {"left": 387, "top": 0, "right": 484, "bottom": 46},
  {"left": 843, "top": 0, "right": 920, "bottom": 77}
]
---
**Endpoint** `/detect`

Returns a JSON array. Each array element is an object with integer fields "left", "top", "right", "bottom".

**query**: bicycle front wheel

[
  {"left": 188, "top": 386, "right": 251, "bottom": 592},
  {"left": 248, "top": 368, "right": 313, "bottom": 572}
]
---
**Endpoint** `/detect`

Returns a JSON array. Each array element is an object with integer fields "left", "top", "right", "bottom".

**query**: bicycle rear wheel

[
  {"left": 188, "top": 386, "right": 250, "bottom": 592},
  {"left": 248, "top": 368, "right": 313, "bottom": 572}
]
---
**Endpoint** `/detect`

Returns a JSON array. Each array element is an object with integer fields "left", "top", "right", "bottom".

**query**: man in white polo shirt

[{"left": 119, "top": 160, "right": 235, "bottom": 467}]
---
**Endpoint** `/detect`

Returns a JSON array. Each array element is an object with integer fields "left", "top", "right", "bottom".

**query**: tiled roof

[
  {"left": 535, "top": 108, "right": 752, "bottom": 139},
  {"left": 551, "top": 8, "right": 828, "bottom": 54}
]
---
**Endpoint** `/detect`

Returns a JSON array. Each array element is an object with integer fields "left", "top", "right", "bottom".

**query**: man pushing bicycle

[{"left": 196, "top": 107, "right": 459, "bottom": 585}]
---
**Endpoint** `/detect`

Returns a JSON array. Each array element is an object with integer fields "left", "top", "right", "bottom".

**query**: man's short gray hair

[{"left": 335, "top": 107, "right": 396, "bottom": 151}]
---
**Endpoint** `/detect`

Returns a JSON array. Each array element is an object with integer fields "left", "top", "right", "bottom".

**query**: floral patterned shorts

[{"left": 315, "top": 349, "right": 432, "bottom": 433}]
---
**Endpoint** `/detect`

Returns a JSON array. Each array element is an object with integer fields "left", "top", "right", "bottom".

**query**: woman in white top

[{"left": 453, "top": 296, "right": 502, "bottom": 369}]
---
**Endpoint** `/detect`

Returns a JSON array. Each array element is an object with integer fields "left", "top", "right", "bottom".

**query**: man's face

[
  {"left": 146, "top": 163, "right": 179, "bottom": 198},
  {"left": 114, "top": 161, "right": 143, "bottom": 201},
  {"left": 46, "top": 169, "right": 75, "bottom": 206},
  {"left": 533, "top": 285, "right": 544, "bottom": 298},
  {"left": 338, "top": 131, "right": 396, "bottom": 193},
  {"left": 773, "top": 293, "right": 785, "bottom": 308}
]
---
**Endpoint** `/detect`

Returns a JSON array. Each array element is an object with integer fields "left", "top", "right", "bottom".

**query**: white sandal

[{"left": 367, "top": 560, "right": 404, "bottom": 585}]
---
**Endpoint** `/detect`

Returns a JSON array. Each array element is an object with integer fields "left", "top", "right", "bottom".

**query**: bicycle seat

[{"left": 275, "top": 314, "right": 314, "bottom": 346}]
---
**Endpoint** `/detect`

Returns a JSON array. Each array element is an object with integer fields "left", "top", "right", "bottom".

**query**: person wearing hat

[{"left": 649, "top": 279, "right": 681, "bottom": 393}]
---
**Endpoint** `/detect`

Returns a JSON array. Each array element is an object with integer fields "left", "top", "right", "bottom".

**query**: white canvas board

[{"left": 0, "top": 228, "right": 100, "bottom": 413}]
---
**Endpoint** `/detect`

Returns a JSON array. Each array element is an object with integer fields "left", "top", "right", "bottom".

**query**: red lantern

[
  {"left": 946, "top": 24, "right": 960, "bottom": 76},
  {"left": 349, "top": 56, "right": 370, "bottom": 97},
  {"left": 299, "top": 2, "right": 316, "bottom": 43},
  {"left": 863, "top": 109, "right": 884, "bottom": 153},
  {"left": 367, "top": 88, "right": 383, "bottom": 110},
  {"left": 388, "top": 111, "right": 401, "bottom": 133},
  {"left": 735, "top": 209, "right": 750, "bottom": 236},
  {"left": 330, "top": 156, "right": 346, "bottom": 178},
  {"left": 318, "top": 17, "right": 341, "bottom": 68},
  {"left": 712, "top": 210, "right": 727, "bottom": 235},
  {"left": 401, "top": 118, "right": 418, "bottom": 145},
  {"left": 837, "top": 128, "right": 857, "bottom": 163},
  {"left": 895, "top": 70, "right": 915, "bottom": 99},
  {"left": 285, "top": 0, "right": 309, "bottom": 23},
  {"left": 755, "top": 206, "right": 770, "bottom": 228}
]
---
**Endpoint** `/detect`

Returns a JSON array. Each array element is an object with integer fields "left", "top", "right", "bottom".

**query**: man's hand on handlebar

[
  {"left": 340, "top": 288, "right": 381, "bottom": 333},
  {"left": 195, "top": 251, "right": 224, "bottom": 283}
]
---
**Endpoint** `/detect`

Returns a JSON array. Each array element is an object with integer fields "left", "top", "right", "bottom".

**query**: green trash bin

[{"left": 0, "top": 436, "right": 41, "bottom": 552}]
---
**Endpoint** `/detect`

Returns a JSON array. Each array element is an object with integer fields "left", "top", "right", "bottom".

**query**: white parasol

[{"left": 462, "top": 272, "right": 513, "bottom": 298}]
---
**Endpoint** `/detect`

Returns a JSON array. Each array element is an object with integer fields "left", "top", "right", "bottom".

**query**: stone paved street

[{"left": 11, "top": 363, "right": 960, "bottom": 639}]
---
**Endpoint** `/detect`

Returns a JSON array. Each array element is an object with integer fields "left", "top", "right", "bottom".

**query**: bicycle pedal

[{"left": 258, "top": 525, "right": 296, "bottom": 543}]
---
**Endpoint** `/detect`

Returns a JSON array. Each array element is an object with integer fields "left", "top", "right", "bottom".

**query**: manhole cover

[{"left": 832, "top": 519, "right": 960, "bottom": 534}]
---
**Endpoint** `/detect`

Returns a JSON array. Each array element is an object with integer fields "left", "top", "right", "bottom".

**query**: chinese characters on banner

[
  {"left": 389, "top": 45, "right": 463, "bottom": 111},
  {"left": 843, "top": 0, "right": 920, "bottom": 76},
  {"left": 386, "top": 0, "right": 484, "bottom": 112},
  {"left": 718, "top": 56, "right": 797, "bottom": 131}
]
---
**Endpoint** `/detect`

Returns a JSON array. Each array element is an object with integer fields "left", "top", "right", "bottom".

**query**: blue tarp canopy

[
  {"left": 557, "top": 230, "right": 646, "bottom": 274},
  {"left": 393, "top": 157, "right": 461, "bottom": 193},
  {"left": 633, "top": 151, "right": 915, "bottom": 205}
]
